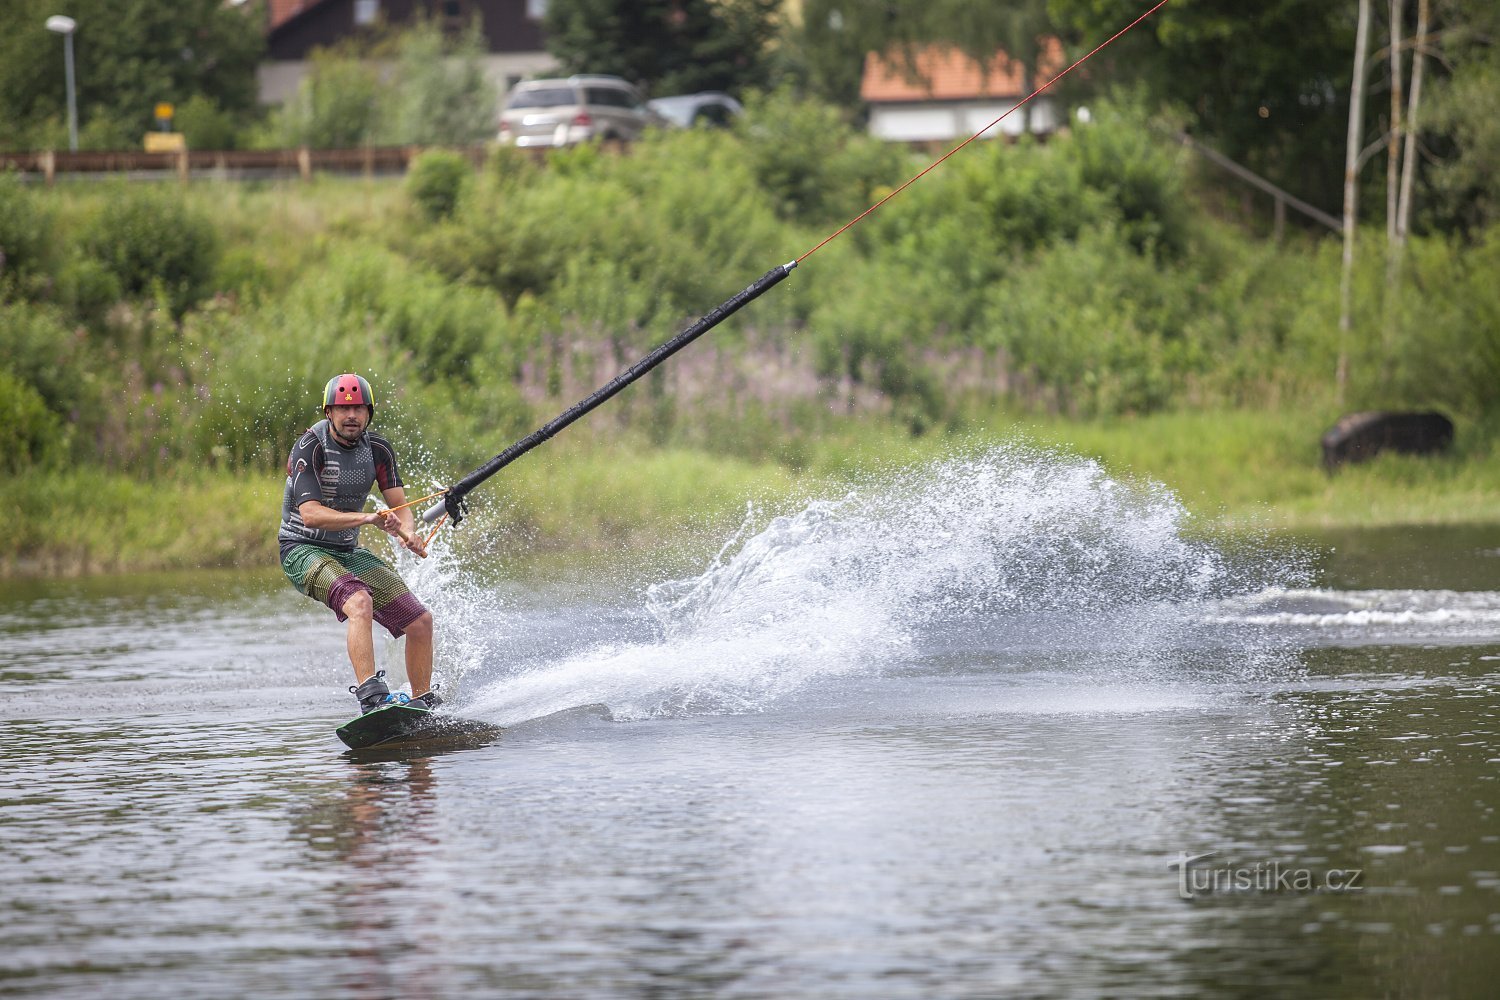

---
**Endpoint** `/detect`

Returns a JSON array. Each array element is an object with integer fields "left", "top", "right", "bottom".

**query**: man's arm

[{"left": 298, "top": 499, "right": 390, "bottom": 532}]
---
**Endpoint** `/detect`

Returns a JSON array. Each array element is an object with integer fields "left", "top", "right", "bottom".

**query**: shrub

[
  {"left": 406, "top": 149, "right": 473, "bottom": 221},
  {"left": 79, "top": 184, "right": 220, "bottom": 316},
  {"left": 379, "top": 20, "right": 497, "bottom": 146},
  {"left": 0, "top": 367, "right": 64, "bottom": 472},
  {"left": 176, "top": 94, "right": 243, "bottom": 151},
  {"left": 0, "top": 170, "right": 53, "bottom": 299},
  {"left": 735, "top": 86, "right": 907, "bottom": 225},
  {"left": 260, "top": 48, "right": 381, "bottom": 149}
]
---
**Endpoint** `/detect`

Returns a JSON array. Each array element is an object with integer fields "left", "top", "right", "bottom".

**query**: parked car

[
  {"left": 647, "top": 92, "right": 744, "bottom": 129},
  {"left": 497, "top": 75, "right": 663, "bottom": 148}
]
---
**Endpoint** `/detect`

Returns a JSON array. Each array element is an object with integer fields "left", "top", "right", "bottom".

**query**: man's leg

[
  {"left": 342, "top": 589, "right": 378, "bottom": 683},
  {"left": 404, "top": 611, "right": 434, "bottom": 697}
]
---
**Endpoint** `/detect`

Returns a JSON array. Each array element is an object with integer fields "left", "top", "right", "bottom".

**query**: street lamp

[{"left": 46, "top": 14, "right": 77, "bottom": 153}]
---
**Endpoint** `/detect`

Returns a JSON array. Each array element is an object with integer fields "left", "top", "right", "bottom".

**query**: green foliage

[
  {"left": 260, "top": 48, "right": 382, "bottom": 149},
  {"left": 736, "top": 86, "right": 907, "bottom": 224},
  {"left": 79, "top": 185, "right": 220, "bottom": 315},
  {"left": 406, "top": 150, "right": 473, "bottom": 221},
  {"left": 545, "top": 0, "right": 780, "bottom": 95},
  {"left": 256, "top": 20, "right": 500, "bottom": 150},
  {"left": 379, "top": 19, "right": 497, "bottom": 146},
  {"left": 0, "top": 367, "right": 63, "bottom": 472},
  {"left": 418, "top": 126, "right": 789, "bottom": 337},
  {"left": 0, "top": 302, "right": 87, "bottom": 417},
  {"left": 0, "top": 171, "right": 54, "bottom": 298},
  {"left": 1379, "top": 227, "right": 1500, "bottom": 417},
  {"left": 175, "top": 94, "right": 243, "bottom": 152},
  {"left": 55, "top": 253, "right": 122, "bottom": 326},
  {"left": 1425, "top": 3, "right": 1500, "bottom": 233},
  {"left": 1049, "top": 0, "right": 1353, "bottom": 211},
  {"left": 981, "top": 225, "right": 1208, "bottom": 417},
  {"left": 0, "top": 0, "right": 262, "bottom": 151}
]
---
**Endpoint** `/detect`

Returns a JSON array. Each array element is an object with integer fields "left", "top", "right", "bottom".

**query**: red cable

[{"left": 796, "top": 0, "right": 1172, "bottom": 264}]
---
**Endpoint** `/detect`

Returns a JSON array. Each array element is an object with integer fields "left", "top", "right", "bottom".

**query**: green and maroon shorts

[{"left": 281, "top": 543, "right": 428, "bottom": 637}]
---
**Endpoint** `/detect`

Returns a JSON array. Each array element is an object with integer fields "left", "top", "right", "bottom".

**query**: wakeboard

[{"left": 336, "top": 704, "right": 502, "bottom": 751}]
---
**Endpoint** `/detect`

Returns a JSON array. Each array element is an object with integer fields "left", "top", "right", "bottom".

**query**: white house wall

[{"left": 868, "top": 97, "right": 1059, "bottom": 142}]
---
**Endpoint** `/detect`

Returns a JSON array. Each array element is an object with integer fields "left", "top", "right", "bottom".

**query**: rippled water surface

[{"left": 5, "top": 448, "right": 1500, "bottom": 998}]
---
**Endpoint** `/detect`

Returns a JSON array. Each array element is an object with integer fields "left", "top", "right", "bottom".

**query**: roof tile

[{"left": 861, "top": 39, "right": 1065, "bottom": 102}]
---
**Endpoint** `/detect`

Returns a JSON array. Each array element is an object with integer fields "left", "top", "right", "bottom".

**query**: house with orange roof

[
  {"left": 258, "top": 0, "right": 557, "bottom": 105},
  {"left": 860, "top": 38, "right": 1067, "bottom": 143}
]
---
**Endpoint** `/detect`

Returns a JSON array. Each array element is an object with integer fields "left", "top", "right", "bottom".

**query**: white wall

[{"left": 868, "top": 97, "right": 1059, "bottom": 143}]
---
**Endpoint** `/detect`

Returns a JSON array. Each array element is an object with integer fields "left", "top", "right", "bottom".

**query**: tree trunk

[
  {"left": 1387, "top": 0, "right": 1405, "bottom": 247},
  {"left": 1383, "top": 0, "right": 1406, "bottom": 365},
  {"left": 1396, "top": 0, "right": 1429, "bottom": 242},
  {"left": 1339, "top": 0, "right": 1373, "bottom": 402}
]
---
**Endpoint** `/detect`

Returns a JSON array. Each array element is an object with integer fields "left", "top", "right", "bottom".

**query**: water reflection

[{"left": 291, "top": 757, "right": 442, "bottom": 1000}]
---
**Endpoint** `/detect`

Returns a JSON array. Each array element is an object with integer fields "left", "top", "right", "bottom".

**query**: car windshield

[
  {"left": 507, "top": 86, "right": 576, "bottom": 110},
  {"left": 649, "top": 97, "right": 697, "bottom": 126}
]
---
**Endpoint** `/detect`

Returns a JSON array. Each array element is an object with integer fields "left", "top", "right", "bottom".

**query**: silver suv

[{"left": 497, "top": 75, "right": 662, "bottom": 148}]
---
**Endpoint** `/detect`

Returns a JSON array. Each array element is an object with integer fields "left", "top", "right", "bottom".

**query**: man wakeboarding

[{"left": 278, "top": 373, "right": 441, "bottom": 715}]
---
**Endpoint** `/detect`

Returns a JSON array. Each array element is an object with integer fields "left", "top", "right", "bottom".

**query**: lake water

[{"left": 4, "top": 447, "right": 1500, "bottom": 998}]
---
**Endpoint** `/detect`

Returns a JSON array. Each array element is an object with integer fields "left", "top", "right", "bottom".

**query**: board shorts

[{"left": 281, "top": 543, "right": 428, "bottom": 638}]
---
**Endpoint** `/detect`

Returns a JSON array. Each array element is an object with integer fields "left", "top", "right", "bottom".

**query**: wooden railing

[{"left": 0, "top": 145, "right": 492, "bottom": 183}]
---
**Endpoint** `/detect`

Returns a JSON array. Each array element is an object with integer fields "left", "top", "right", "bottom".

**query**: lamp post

[{"left": 46, "top": 14, "right": 77, "bottom": 152}]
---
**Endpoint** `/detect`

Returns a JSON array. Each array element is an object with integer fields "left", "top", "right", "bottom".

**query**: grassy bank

[{"left": 8, "top": 409, "right": 1496, "bottom": 579}]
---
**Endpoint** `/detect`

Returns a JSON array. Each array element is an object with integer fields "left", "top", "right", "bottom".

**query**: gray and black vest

[{"left": 278, "top": 419, "right": 404, "bottom": 553}]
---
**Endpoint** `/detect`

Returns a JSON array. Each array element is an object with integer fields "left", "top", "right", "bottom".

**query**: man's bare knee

[
  {"left": 404, "top": 611, "right": 434, "bottom": 641},
  {"left": 342, "top": 590, "right": 374, "bottom": 621}
]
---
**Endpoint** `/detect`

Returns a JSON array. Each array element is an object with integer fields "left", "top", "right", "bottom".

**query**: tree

[
  {"left": 0, "top": 0, "right": 263, "bottom": 151},
  {"left": 379, "top": 19, "right": 497, "bottom": 146},
  {"left": 543, "top": 0, "right": 780, "bottom": 96},
  {"left": 1048, "top": 0, "right": 1355, "bottom": 212},
  {"left": 1424, "top": 0, "right": 1500, "bottom": 232}
]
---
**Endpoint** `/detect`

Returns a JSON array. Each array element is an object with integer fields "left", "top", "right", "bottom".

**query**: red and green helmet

[{"left": 322, "top": 373, "right": 375, "bottom": 413}]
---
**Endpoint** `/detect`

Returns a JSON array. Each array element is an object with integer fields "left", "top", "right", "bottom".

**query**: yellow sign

[
  {"left": 155, "top": 103, "right": 175, "bottom": 120},
  {"left": 144, "top": 132, "right": 186, "bottom": 152}
]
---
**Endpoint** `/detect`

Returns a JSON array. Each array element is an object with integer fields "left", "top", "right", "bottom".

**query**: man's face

[{"left": 327, "top": 403, "right": 370, "bottom": 441}]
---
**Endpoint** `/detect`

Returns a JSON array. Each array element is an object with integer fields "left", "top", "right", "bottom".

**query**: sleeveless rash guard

[{"left": 279, "top": 419, "right": 403, "bottom": 554}]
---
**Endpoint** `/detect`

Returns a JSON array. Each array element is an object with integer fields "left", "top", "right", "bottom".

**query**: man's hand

[
  {"left": 370, "top": 508, "right": 427, "bottom": 558},
  {"left": 369, "top": 509, "right": 403, "bottom": 535}
]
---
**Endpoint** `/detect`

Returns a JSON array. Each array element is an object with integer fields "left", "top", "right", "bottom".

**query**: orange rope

[{"left": 381, "top": 488, "right": 449, "bottom": 516}]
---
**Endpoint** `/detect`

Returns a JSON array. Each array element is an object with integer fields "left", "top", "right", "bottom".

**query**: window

[
  {"left": 527, "top": 0, "right": 548, "bottom": 19},
  {"left": 506, "top": 86, "right": 576, "bottom": 109},
  {"left": 586, "top": 87, "right": 635, "bottom": 109},
  {"left": 354, "top": 0, "right": 378, "bottom": 26}
]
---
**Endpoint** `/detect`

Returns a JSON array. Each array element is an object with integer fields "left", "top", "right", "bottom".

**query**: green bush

[
  {"left": 379, "top": 20, "right": 497, "bottom": 146},
  {"left": 0, "top": 367, "right": 64, "bottom": 472},
  {"left": 735, "top": 86, "right": 907, "bottom": 226},
  {"left": 259, "top": 49, "right": 381, "bottom": 149},
  {"left": 406, "top": 149, "right": 473, "bottom": 221},
  {"left": 79, "top": 185, "right": 220, "bottom": 316},
  {"left": 176, "top": 94, "right": 243, "bottom": 151},
  {"left": 0, "top": 171, "right": 54, "bottom": 298}
]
